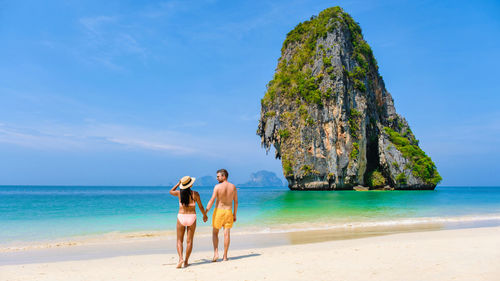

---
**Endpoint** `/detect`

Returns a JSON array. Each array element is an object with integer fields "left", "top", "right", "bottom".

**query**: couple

[{"left": 169, "top": 169, "right": 238, "bottom": 268}]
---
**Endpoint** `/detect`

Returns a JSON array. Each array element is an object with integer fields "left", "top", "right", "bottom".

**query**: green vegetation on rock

[
  {"left": 301, "top": 164, "right": 312, "bottom": 175},
  {"left": 384, "top": 127, "right": 442, "bottom": 185},
  {"left": 301, "top": 164, "right": 320, "bottom": 176},
  {"left": 283, "top": 7, "right": 342, "bottom": 50},
  {"left": 367, "top": 170, "right": 386, "bottom": 187},
  {"left": 261, "top": 6, "right": 377, "bottom": 108},
  {"left": 350, "top": 142, "right": 359, "bottom": 160},
  {"left": 353, "top": 79, "right": 366, "bottom": 92},
  {"left": 396, "top": 173, "right": 407, "bottom": 185},
  {"left": 283, "top": 157, "right": 294, "bottom": 177},
  {"left": 347, "top": 66, "right": 367, "bottom": 92},
  {"left": 265, "top": 111, "right": 276, "bottom": 117},
  {"left": 279, "top": 129, "right": 290, "bottom": 139},
  {"left": 348, "top": 109, "right": 361, "bottom": 139}
]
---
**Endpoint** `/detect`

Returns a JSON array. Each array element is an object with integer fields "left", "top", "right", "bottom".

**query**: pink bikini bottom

[{"left": 177, "top": 214, "right": 197, "bottom": 227}]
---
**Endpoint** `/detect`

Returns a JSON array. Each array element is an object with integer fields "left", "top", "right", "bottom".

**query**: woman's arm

[
  {"left": 195, "top": 192, "right": 208, "bottom": 222},
  {"left": 169, "top": 180, "right": 181, "bottom": 197}
]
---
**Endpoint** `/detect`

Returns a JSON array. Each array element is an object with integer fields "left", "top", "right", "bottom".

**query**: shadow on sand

[{"left": 166, "top": 253, "right": 261, "bottom": 268}]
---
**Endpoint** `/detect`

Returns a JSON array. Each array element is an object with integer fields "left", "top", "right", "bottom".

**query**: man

[{"left": 206, "top": 169, "right": 238, "bottom": 262}]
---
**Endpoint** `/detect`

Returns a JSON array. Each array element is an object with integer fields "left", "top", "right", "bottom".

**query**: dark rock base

[{"left": 287, "top": 180, "right": 436, "bottom": 191}]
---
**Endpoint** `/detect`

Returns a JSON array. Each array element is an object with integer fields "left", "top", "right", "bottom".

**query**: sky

[{"left": 0, "top": 0, "right": 499, "bottom": 186}]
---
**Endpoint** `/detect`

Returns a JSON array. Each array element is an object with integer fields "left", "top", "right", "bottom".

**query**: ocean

[{"left": 1, "top": 185, "right": 500, "bottom": 247}]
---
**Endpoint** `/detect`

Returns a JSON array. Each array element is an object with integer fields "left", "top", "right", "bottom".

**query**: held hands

[{"left": 203, "top": 214, "right": 208, "bottom": 223}]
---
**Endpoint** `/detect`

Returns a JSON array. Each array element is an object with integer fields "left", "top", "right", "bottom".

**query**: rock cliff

[{"left": 257, "top": 7, "right": 441, "bottom": 190}]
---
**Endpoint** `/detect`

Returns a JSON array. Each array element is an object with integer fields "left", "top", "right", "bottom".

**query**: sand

[{"left": 1, "top": 226, "right": 499, "bottom": 281}]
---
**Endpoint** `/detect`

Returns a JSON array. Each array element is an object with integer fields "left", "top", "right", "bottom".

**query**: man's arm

[
  {"left": 233, "top": 186, "right": 238, "bottom": 222},
  {"left": 206, "top": 186, "right": 217, "bottom": 213}
]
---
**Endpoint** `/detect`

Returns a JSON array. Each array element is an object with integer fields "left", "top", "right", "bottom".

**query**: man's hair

[{"left": 217, "top": 169, "right": 228, "bottom": 179}]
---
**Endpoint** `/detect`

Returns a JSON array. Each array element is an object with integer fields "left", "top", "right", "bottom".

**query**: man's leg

[
  {"left": 223, "top": 227, "right": 230, "bottom": 261},
  {"left": 212, "top": 227, "right": 219, "bottom": 262}
]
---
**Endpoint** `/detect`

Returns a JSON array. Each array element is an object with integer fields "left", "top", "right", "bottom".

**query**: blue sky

[{"left": 1, "top": 0, "right": 499, "bottom": 185}]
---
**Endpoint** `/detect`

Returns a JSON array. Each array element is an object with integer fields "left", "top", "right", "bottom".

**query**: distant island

[
  {"left": 257, "top": 6, "right": 441, "bottom": 190},
  {"left": 239, "top": 170, "right": 284, "bottom": 187},
  {"left": 193, "top": 175, "right": 218, "bottom": 187}
]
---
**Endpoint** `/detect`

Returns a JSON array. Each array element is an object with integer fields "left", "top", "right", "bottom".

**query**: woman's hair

[{"left": 180, "top": 188, "right": 192, "bottom": 206}]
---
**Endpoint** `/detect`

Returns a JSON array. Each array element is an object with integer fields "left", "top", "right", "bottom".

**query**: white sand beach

[{"left": 1, "top": 226, "right": 499, "bottom": 281}]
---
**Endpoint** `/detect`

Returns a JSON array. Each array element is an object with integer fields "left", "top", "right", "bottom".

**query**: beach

[{"left": 2, "top": 226, "right": 499, "bottom": 281}]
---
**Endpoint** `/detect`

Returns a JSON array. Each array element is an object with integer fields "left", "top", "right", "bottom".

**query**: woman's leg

[
  {"left": 184, "top": 220, "right": 197, "bottom": 267},
  {"left": 176, "top": 219, "right": 186, "bottom": 268}
]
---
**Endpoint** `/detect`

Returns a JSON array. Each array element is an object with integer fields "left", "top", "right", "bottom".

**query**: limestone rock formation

[{"left": 257, "top": 7, "right": 441, "bottom": 190}]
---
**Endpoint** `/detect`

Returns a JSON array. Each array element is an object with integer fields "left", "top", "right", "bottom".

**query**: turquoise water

[{"left": 1, "top": 186, "right": 500, "bottom": 244}]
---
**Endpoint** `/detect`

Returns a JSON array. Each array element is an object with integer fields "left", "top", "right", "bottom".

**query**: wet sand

[{"left": 1, "top": 226, "right": 500, "bottom": 280}]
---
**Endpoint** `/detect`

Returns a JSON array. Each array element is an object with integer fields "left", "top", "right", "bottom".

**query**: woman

[{"left": 169, "top": 176, "right": 208, "bottom": 268}]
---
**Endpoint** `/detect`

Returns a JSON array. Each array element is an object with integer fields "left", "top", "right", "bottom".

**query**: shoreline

[
  {"left": 1, "top": 226, "right": 499, "bottom": 280},
  {"left": 2, "top": 215, "right": 500, "bottom": 266},
  {"left": 3, "top": 213, "right": 500, "bottom": 253}
]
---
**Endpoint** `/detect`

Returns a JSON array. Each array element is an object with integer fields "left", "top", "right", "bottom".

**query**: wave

[
  {"left": 2, "top": 213, "right": 500, "bottom": 253},
  {"left": 0, "top": 230, "right": 178, "bottom": 252},
  {"left": 238, "top": 213, "right": 500, "bottom": 235}
]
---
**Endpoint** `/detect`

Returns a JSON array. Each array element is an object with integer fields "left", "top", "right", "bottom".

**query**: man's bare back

[{"left": 213, "top": 181, "right": 237, "bottom": 210}]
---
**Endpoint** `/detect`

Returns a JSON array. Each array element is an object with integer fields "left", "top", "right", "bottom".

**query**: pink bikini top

[{"left": 179, "top": 201, "right": 196, "bottom": 207}]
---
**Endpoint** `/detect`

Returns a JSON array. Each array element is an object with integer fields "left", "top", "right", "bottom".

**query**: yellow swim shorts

[{"left": 212, "top": 208, "right": 233, "bottom": 229}]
